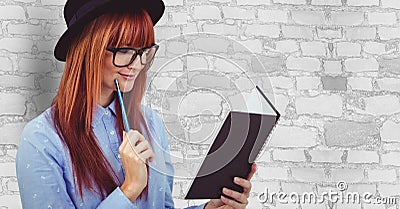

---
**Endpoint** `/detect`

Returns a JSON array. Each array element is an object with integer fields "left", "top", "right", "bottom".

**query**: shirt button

[
  {"left": 110, "top": 130, "right": 115, "bottom": 135},
  {"left": 105, "top": 110, "right": 109, "bottom": 115}
]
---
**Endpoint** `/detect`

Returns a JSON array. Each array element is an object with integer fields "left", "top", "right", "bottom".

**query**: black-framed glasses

[{"left": 106, "top": 44, "right": 159, "bottom": 67}]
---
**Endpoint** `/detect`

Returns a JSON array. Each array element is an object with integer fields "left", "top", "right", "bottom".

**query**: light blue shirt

[{"left": 16, "top": 99, "right": 207, "bottom": 209}]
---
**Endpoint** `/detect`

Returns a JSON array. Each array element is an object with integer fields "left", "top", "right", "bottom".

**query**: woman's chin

[{"left": 118, "top": 79, "right": 135, "bottom": 93}]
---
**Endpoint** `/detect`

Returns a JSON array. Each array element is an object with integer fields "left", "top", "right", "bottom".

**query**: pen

[{"left": 114, "top": 78, "right": 130, "bottom": 131}]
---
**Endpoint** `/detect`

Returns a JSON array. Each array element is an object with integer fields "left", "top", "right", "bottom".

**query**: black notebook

[{"left": 184, "top": 86, "right": 280, "bottom": 199}]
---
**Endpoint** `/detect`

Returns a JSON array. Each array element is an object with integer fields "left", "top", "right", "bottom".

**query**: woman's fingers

[
  {"left": 222, "top": 188, "right": 248, "bottom": 204},
  {"left": 138, "top": 149, "right": 155, "bottom": 162},
  {"left": 220, "top": 195, "right": 246, "bottom": 209}
]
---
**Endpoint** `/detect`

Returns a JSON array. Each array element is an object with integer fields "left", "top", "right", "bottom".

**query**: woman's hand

[
  {"left": 119, "top": 130, "right": 155, "bottom": 203},
  {"left": 205, "top": 163, "right": 257, "bottom": 209}
]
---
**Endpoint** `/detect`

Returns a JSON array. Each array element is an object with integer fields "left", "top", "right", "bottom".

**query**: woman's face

[{"left": 102, "top": 49, "right": 145, "bottom": 94}]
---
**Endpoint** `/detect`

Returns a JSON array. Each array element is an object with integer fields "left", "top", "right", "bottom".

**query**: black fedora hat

[{"left": 54, "top": 0, "right": 165, "bottom": 62}]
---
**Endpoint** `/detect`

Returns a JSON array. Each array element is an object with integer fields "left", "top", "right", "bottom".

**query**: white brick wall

[{"left": 2, "top": 1, "right": 400, "bottom": 209}]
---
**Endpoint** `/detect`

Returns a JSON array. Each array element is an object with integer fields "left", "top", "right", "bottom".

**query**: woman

[{"left": 16, "top": 0, "right": 256, "bottom": 208}]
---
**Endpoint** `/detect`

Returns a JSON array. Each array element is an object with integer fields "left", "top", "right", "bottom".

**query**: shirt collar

[{"left": 92, "top": 97, "right": 117, "bottom": 127}]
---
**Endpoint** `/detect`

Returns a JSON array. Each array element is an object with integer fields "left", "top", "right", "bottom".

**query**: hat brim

[{"left": 54, "top": 0, "right": 165, "bottom": 62}]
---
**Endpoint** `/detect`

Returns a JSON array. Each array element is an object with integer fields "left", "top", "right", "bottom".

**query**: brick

[
  {"left": 209, "top": 0, "right": 231, "bottom": 2},
  {"left": 269, "top": 76, "right": 294, "bottom": 90},
  {"left": 155, "top": 27, "right": 181, "bottom": 40},
  {"left": 281, "top": 182, "right": 314, "bottom": 194},
  {"left": 313, "top": 0, "right": 342, "bottom": 5},
  {"left": 49, "top": 24, "right": 67, "bottom": 36},
  {"left": 378, "top": 183, "right": 400, "bottom": 197},
  {"left": 41, "top": 0, "right": 66, "bottom": 5},
  {"left": 348, "top": 0, "right": 379, "bottom": 6},
  {"left": 344, "top": 58, "right": 379, "bottom": 72},
  {"left": 323, "top": 60, "right": 342, "bottom": 74},
  {"left": 296, "top": 95, "right": 342, "bottom": 117},
  {"left": 368, "top": 169, "right": 396, "bottom": 182},
  {"left": 257, "top": 166, "right": 288, "bottom": 180},
  {"left": 233, "top": 39, "right": 263, "bottom": 54},
  {"left": 321, "top": 76, "right": 347, "bottom": 91},
  {"left": 345, "top": 27, "right": 376, "bottom": 40},
  {"left": 19, "top": 58, "right": 53, "bottom": 73},
  {"left": 164, "top": 0, "right": 183, "bottom": 6},
  {"left": 346, "top": 184, "right": 376, "bottom": 194},
  {"left": 244, "top": 24, "right": 280, "bottom": 38},
  {"left": 291, "top": 11, "right": 326, "bottom": 25},
  {"left": 7, "top": 149, "right": 17, "bottom": 159},
  {"left": 273, "top": 149, "right": 306, "bottom": 162},
  {"left": 0, "top": 162, "right": 16, "bottom": 176},
  {"left": 381, "top": 120, "right": 400, "bottom": 143},
  {"left": 301, "top": 42, "right": 326, "bottom": 56},
  {"left": 325, "top": 121, "right": 378, "bottom": 147},
  {"left": 222, "top": 7, "right": 255, "bottom": 20},
  {"left": 364, "top": 95, "right": 400, "bottom": 115},
  {"left": 282, "top": 25, "right": 314, "bottom": 39},
  {"left": 286, "top": 56, "right": 320, "bottom": 72},
  {"left": 369, "top": 12, "right": 397, "bottom": 25},
  {"left": 336, "top": 42, "right": 361, "bottom": 57},
  {"left": 296, "top": 76, "right": 320, "bottom": 90},
  {"left": 0, "top": 5, "right": 25, "bottom": 19},
  {"left": 331, "top": 12, "right": 364, "bottom": 26},
  {"left": 274, "top": 0, "right": 305, "bottom": 5},
  {"left": 192, "top": 6, "right": 221, "bottom": 20},
  {"left": 0, "top": 122, "right": 26, "bottom": 144},
  {"left": 171, "top": 12, "right": 188, "bottom": 25},
  {"left": 7, "top": 179, "right": 19, "bottom": 192},
  {"left": 27, "top": 6, "right": 59, "bottom": 19},
  {"left": 193, "top": 37, "right": 229, "bottom": 53},
  {"left": 202, "top": 23, "right": 238, "bottom": 36},
  {"left": 348, "top": 77, "right": 372, "bottom": 91},
  {"left": 237, "top": 0, "right": 271, "bottom": 5},
  {"left": 382, "top": 152, "right": 400, "bottom": 166},
  {"left": 364, "top": 42, "right": 386, "bottom": 55},
  {"left": 330, "top": 169, "right": 364, "bottom": 183},
  {"left": 0, "top": 195, "right": 21, "bottom": 209},
  {"left": 0, "top": 93, "right": 26, "bottom": 115},
  {"left": 251, "top": 55, "right": 285, "bottom": 73},
  {"left": 39, "top": 77, "right": 61, "bottom": 92},
  {"left": 347, "top": 150, "right": 379, "bottom": 163},
  {"left": 291, "top": 168, "right": 325, "bottom": 182},
  {"left": 33, "top": 93, "right": 55, "bottom": 113},
  {"left": 379, "top": 57, "right": 400, "bottom": 75},
  {"left": 309, "top": 150, "right": 343, "bottom": 163},
  {"left": 317, "top": 27, "right": 342, "bottom": 39},
  {"left": 256, "top": 150, "right": 272, "bottom": 163},
  {"left": 377, "top": 78, "right": 400, "bottom": 92},
  {"left": 269, "top": 125, "right": 318, "bottom": 148},
  {"left": 275, "top": 40, "right": 298, "bottom": 53},
  {"left": 0, "top": 38, "right": 34, "bottom": 53},
  {"left": 7, "top": 23, "right": 44, "bottom": 35},
  {"left": 274, "top": 94, "right": 289, "bottom": 116},
  {"left": 0, "top": 75, "right": 35, "bottom": 88},
  {"left": 37, "top": 40, "right": 57, "bottom": 52},
  {"left": 379, "top": 27, "right": 400, "bottom": 40},
  {"left": 258, "top": 9, "right": 288, "bottom": 23},
  {"left": 382, "top": 0, "right": 400, "bottom": 9},
  {"left": 0, "top": 57, "right": 13, "bottom": 71}
]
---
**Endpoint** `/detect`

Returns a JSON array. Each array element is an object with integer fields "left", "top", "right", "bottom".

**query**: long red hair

[{"left": 51, "top": 8, "right": 155, "bottom": 200}]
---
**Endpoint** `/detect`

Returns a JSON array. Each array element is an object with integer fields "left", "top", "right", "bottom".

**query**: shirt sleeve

[
  {"left": 16, "top": 120, "right": 137, "bottom": 209},
  {"left": 153, "top": 112, "right": 208, "bottom": 209}
]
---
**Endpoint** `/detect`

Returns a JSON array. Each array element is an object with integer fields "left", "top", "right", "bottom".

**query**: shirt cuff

[{"left": 96, "top": 187, "right": 136, "bottom": 209}]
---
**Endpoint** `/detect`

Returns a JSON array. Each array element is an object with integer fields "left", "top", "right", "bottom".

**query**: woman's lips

[{"left": 118, "top": 72, "right": 135, "bottom": 80}]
